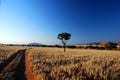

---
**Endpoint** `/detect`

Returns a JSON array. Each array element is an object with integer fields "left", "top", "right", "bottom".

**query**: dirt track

[
  {"left": 13, "top": 50, "right": 26, "bottom": 80},
  {"left": 0, "top": 49, "right": 27, "bottom": 80}
]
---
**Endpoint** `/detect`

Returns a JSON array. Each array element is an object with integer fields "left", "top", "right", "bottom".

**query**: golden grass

[{"left": 27, "top": 47, "right": 120, "bottom": 80}]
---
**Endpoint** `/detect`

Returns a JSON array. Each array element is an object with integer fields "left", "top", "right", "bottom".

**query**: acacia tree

[{"left": 57, "top": 32, "right": 71, "bottom": 52}]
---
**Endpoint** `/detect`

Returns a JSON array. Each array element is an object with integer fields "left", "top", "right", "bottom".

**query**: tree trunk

[
  {"left": 62, "top": 40, "right": 66, "bottom": 52},
  {"left": 64, "top": 44, "right": 66, "bottom": 52}
]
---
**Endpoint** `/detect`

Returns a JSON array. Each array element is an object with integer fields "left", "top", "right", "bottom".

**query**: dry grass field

[
  {"left": 0, "top": 46, "right": 120, "bottom": 80},
  {"left": 27, "top": 47, "right": 120, "bottom": 80}
]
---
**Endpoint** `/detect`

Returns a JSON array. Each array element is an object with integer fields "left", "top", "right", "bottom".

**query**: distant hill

[
  {"left": 100, "top": 42, "right": 118, "bottom": 46},
  {"left": 27, "top": 43, "right": 42, "bottom": 46},
  {"left": 78, "top": 41, "right": 120, "bottom": 45}
]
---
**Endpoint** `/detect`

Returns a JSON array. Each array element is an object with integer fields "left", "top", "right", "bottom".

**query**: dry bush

[{"left": 27, "top": 47, "right": 120, "bottom": 80}]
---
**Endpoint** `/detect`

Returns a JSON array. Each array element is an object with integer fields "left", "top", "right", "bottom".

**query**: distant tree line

[{"left": 6, "top": 42, "right": 120, "bottom": 50}]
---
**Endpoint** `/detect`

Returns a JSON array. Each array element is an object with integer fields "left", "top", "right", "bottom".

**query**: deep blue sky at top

[{"left": 0, "top": 0, "right": 120, "bottom": 44}]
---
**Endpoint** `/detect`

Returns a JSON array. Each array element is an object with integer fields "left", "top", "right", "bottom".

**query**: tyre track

[
  {"left": 13, "top": 50, "right": 26, "bottom": 80},
  {"left": 0, "top": 49, "right": 27, "bottom": 80}
]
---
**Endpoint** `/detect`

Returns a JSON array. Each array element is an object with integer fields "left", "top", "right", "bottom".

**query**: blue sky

[{"left": 0, "top": 0, "right": 120, "bottom": 45}]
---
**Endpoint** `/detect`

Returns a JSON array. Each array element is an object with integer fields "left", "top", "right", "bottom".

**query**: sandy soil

[{"left": 25, "top": 51, "right": 37, "bottom": 80}]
